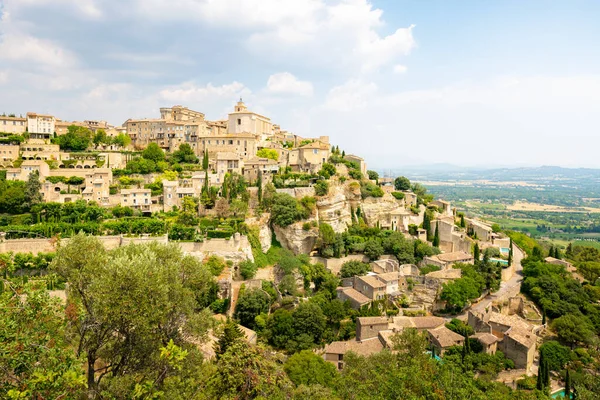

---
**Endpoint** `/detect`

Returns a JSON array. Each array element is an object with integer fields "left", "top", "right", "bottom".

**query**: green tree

[
  {"left": 172, "top": 143, "right": 198, "bottom": 163},
  {"left": 364, "top": 239, "right": 384, "bottom": 261},
  {"left": 112, "top": 133, "right": 131, "bottom": 147},
  {"left": 314, "top": 180, "right": 329, "bottom": 196},
  {"left": 271, "top": 193, "right": 310, "bottom": 227},
  {"left": 0, "top": 283, "right": 86, "bottom": 398},
  {"left": 394, "top": 176, "right": 411, "bottom": 191},
  {"left": 24, "top": 170, "right": 43, "bottom": 209},
  {"left": 565, "top": 368, "right": 571, "bottom": 399},
  {"left": 551, "top": 314, "right": 594, "bottom": 347},
  {"left": 293, "top": 302, "right": 327, "bottom": 345},
  {"left": 214, "top": 318, "right": 245, "bottom": 360},
  {"left": 433, "top": 224, "right": 440, "bottom": 247},
  {"left": 202, "top": 150, "right": 209, "bottom": 170},
  {"left": 340, "top": 260, "right": 371, "bottom": 278},
  {"left": 422, "top": 210, "right": 432, "bottom": 240},
  {"left": 55, "top": 125, "right": 92, "bottom": 151},
  {"left": 318, "top": 163, "right": 336, "bottom": 179},
  {"left": 266, "top": 308, "right": 296, "bottom": 349},
  {"left": 460, "top": 214, "right": 466, "bottom": 228},
  {"left": 284, "top": 350, "right": 337, "bottom": 387},
  {"left": 93, "top": 128, "right": 108, "bottom": 146},
  {"left": 50, "top": 234, "right": 213, "bottom": 397},
  {"left": 257, "top": 148, "right": 279, "bottom": 161},
  {"left": 234, "top": 288, "right": 271, "bottom": 330},
  {"left": 142, "top": 142, "right": 165, "bottom": 162},
  {"left": 367, "top": 170, "right": 379, "bottom": 181},
  {"left": 257, "top": 169, "right": 263, "bottom": 204},
  {"left": 474, "top": 242, "right": 480, "bottom": 261}
]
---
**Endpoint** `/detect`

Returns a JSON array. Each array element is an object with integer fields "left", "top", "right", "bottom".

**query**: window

[
  {"left": 228, "top": 140, "right": 233, "bottom": 145},
  {"left": 237, "top": 119, "right": 241, "bottom": 125},
  {"left": 313, "top": 149, "right": 318, "bottom": 154}
]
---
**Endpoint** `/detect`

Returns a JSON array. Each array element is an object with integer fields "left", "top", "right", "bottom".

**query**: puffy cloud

[
  {"left": 324, "top": 79, "right": 377, "bottom": 111},
  {"left": 159, "top": 81, "right": 250, "bottom": 103},
  {"left": 0, "top": 33, "right": 77, "bottom": 67},
  {"left": 393, "top": 65, "right": 408, "bottom": 74},
  {"left": 266, "top": 73, "right": 313, "bottom": 97}
]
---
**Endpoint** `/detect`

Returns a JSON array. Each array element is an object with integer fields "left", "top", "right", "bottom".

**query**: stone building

[
  {"left": 27, "top": 112, "right": 56, "bottom": 136},
  {"left": 0, "top": 144, "right": 20, "bottom": 165},
  {"left": 227, "top": 99, "right": 273, "bottom": 139},
  {"left": 0, "top": 115, "right": 27, "bottom": 134},
  {"left": 428, "top": 326, "right": 465, "bottom": 355},
  {"left": 423, "top": 251, "right": 474, "bottom": 269},
  {"left": 121, "top": 188, "right": 152, "bottom": 212}
]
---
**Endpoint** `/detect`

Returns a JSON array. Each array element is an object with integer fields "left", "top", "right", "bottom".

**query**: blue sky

[{"left": 1, "top": 0, "right": 599, "bottom": 168}]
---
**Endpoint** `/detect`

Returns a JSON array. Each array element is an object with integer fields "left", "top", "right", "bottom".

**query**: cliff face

[
  {"left": 360, "top": 196, "right": 402, "bottom": 227},
  {"left": 315, "top": 186, "right": 354, "bottom": 233},
  {"left": 273, "top": 218, "right": 319, "bottom": 255},
  {"left": 246, "top": 213, "right": 273, "bottom": 253}
]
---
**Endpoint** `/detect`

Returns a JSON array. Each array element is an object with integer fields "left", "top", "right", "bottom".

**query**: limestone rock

[
  {"left": 316, "top": 186, "right": 353, "bottom": 233},
  {"left": 246, "top": 213, "right": 272, "bottom": 253},
  {"left": 273, "top": 219, "right": 319, "bottom": 255},
  {"left": 360, "top": 196, "right": 403, "bottom": 226}
]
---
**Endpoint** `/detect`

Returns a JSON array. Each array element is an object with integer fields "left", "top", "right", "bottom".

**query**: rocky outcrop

[
  {"left": 246, "top": 213, "right": 273, "bottom": 253},
  {"left": 360, "top": 195, "right": 403, "bottom": 226},
  {"left": 316, "top": 186, "right": 353, "bottom": 233},
  {"left": 273, "top": 219, "right": 319, "bottom": 255}
]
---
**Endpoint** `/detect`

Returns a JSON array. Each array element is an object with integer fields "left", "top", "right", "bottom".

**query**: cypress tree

[
  {"left": 202, "top": 150, "right": 209, "bottom": 170},
  {"left": 257, "top": 169, "right": 263, "bottom": 205},
  {"left": 543, "top": 356, "right": 550, "bottom": 390},
  {"left": 542, "top": 309, "right": 546, "bottom": 325},
  {"left": 508, "top": 248, "right": 513, "bottom": 266},
  {"left": 356, "top": 206, "right": 361, "bottom": 219},
  {"left": 548, "top": 246, "right": 555, "bottom": 258},
  {"left": 460, "top": 214, "right": 466, "bottom": 228},
  {"left": 214, "top": 318, "right": 244, "bottom": 360},
  {"left": 342, "top": 150, "right": 345, "bottom": 158},
  {"left": 537, "top": 351, "right": 545, "bottom": 391},
  {"left": 423, "top": 212, "right": 432, "bottom": 241},
  {"left": 474, "top": 243, "right": 480, "bottom": 261},
  {"left": 433, "top": 224, "right": 440, "bottom": 247},
  {"left": 565, "top": 368, "right": 571, "bottom": 399},
  {"left": 431, "top": 346, "right": 436, "bottom": 359},
  {"left": 555, "top": 247, "right": 561, "bottom": 259}
]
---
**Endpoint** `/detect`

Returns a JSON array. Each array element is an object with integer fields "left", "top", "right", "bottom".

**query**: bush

[
  {"left": 271, "top": 193, "right": 311, "bottom": 227},
  {"left": 206, "top": 229, "right": 234, "bottom": 239},
  {"left": 360, "top": 181, "right": 383, "bottom": 198},
  {"left": 205, "top": 255, "right": 227, "bottom": 276},
  {"left": 239, "top": 260, "right": 258, "bottom": 280},
  {"left": 364, "top": 240, "right": 384, "bottom": 260},
  {"left": 314, "top": 180, "right": 329, "bottom": 196},
  {"left": 302, "top": 222, "right": 312, "bottom": 231},
  {"left": 318, "top": 163, "right": 336, "bottom": 179},
  {"left": 391, "top": 191, "right": 405, "bottom": 200}
]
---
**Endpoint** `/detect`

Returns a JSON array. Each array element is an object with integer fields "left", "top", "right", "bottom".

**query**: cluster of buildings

[{"left": 324, "top": 297, "right": 539, "bottom": 373}]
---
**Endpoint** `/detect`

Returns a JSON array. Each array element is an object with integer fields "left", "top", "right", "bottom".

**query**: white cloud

[
  {"left": 159, "top": 81, "right": 250, "bottom": 103},
  {"left": 323, "top": 79, "right": 377, "bottom": 111},
  {"left": 393, "top": 65, "right": 408, "bottom": 74},
  {"left": 0, "top": 34, "right": 77, "bottom": 67},
  {"left": 6, "top": 0, "right": 102, "bottom": 18},
  {"left": 266, "top": 73, "right": 313, "bottom": 97}
]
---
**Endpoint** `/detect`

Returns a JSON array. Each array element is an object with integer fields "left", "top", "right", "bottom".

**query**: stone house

[
  {"left": 427, "top": 326, "right": 465, "bottom": 355},
  {"left": 472, "top": 332, "right": 499, "bottom": 354},
  {"left": 0, "top": 144, "right": 20, "bottom": 165},
  {"left": 242, "top": 156, "right": 279, "bottom": 183},
  {"left": 0, "top": 115, "right": 27, "bottom": 134},
  {"left": 430, "top": 199, "right": 452, "bottom": 216},
  {"left": 375, "top": 272, "right": 407, "bottom": 295},
  {"left": 121, "top": 188, "right": 152, "bottom": 212},
  {"left": 323, "top": 338, "right": 384, "bottom": 370},
  {"left": 344, "top": 154, "right": 367, "bottom": 176},
  {"left": 354, "top": 275, "right": 387, "bottom": 301},
  {"left": 215, "top": 152, "right": 243, "bottom": 184},
  {"left": 287, "top": 141, "right": 330, "bottom": 173},
  {"left": 336, "top": 287, "right": 371, "bottom": 309},
  {"left": 356, "top": 316, "right": 390, "bottom": 341},
  {"left": 467, "top": 218, "right": 493, "bottom": 242},
  {"left": 467, "top": 310, "right": 537, "bottom": 371},
  {"left": 423, "top": 251, "right": 474, "bottom": 269}
]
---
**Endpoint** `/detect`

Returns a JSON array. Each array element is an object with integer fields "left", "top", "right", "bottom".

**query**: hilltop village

[{"left": 0, "top": 102, "right": 591, "bottom": 398}]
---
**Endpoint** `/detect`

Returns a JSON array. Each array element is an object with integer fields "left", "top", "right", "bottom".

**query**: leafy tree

[
  {"left": 539, "top": 341, "right": 572, "bottom": 372},
  {"left": 314, "top": 180, "right": 329, "bottom": 196},
  {"left": 340, "top": 260, "right": 371, "bottom": 278},
  {"left": 112, "top": 133, "right": 131, "bottom": 148},
  {"left": 422, "top": 210, "right": 432, "bottom": 240},
  {"left": 208, "top": 341, "right": 293, "bottom": 398},
  {"left": 239, "top": 260, "right": 258, "bottom": 280},
  {"left": 266, "top": 308, "right": 296, "bottom": 349},
  {"left": 0, "top": 283, "right": 86, "bottom": 398},
  {"left": 172, "top": 143, "right": 198, "bottom": 163},
  {"left": 474, "top": 242, "right": 480, "bottom": 261},
  {"left": 55, "top": 125, "right": 92, "bottom": 151},
  {"left": 271, "top": 193, "right": 311, "bottom": 227},
  {"left": 24, "top": 170, "right": 43, "bottom": 209},
  {"left": 551, "top": 314, "right": 594, "bottom": 347},
  {"left": 92, "top": 128, "right": 109, "bottom": 146},
  {"left": 142, "top": 142, "right": 165, "bottom": 162},
  {"left": 284, "top": 350, "right": 337, "bottom": 387},
  {"left": 364, "top": 239, "right": 384, "bottom": 260},
  {"left": 293, "top": 302, "right": 327, "bottom": 345},
  {"left": 367, "top": 170, "right": 379, "bottom": 181},
  {"left": 235, "top": 288, "right": 271, "bottom": 330},
  {"left": 394, "top": 176, "right": 411, "bottom": 191},
  {"left": 50, "top": 234, "right": 213, "bottom": 396},
  {"left": 318, "top": 163, "right": 336, "bottom": 179},
  {"left": 214, "top": 318, "right": 245, "bottom": 360},
  {"left": 204, "top": 255, "right": 227, "bottom": 276},
  {"left": 257, "top": 148, "right": 279, "bottom": 161}
]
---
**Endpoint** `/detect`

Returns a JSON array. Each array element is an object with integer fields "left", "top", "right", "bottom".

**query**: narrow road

[
  {"left": 471, "top": 244, "right": 524, "bottom": 313},
  {"left": 452, "top": 244, "right": 524, "bottom": 320}
]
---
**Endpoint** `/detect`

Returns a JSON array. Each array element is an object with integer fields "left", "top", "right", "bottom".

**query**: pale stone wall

[{"left": 310, "top": 254, "right": 369, "bottom": 275}]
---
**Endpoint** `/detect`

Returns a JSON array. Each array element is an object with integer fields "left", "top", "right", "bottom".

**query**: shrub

[
  {"left": 205, "top": 255, "right": 227, "bottom": 276},
  {"left": 364, "top": 240, "right": 384, "bottom": 260},
  {"left": 314, "top": 180, "right": 329, "bottom": 196},
  {"left": 340, "top": 261, "right": 371, "bottom": 278},
  {"left": 391, "top": 191, "right": 405, "bottom": 200},
  {"left": 360, "top": 181, "right": 384, "bottom": 198},
  {"left": 302, "top": 222, "right": 312, "bottom": 231},
  {"left": 239, "top": 260, "right": 258, "bottom": 280}
]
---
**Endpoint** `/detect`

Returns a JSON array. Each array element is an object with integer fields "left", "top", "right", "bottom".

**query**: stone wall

[{"left": 0, "top": 234, "right": 253, "bottom": 264}]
